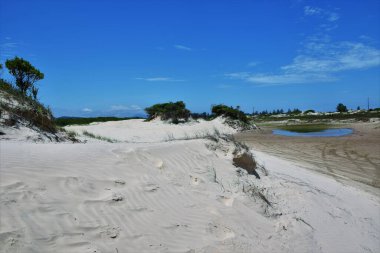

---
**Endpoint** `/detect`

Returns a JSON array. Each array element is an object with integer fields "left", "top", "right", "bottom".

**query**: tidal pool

[{"left": 272, "top": 128, "right": 353, "bottom": 137}]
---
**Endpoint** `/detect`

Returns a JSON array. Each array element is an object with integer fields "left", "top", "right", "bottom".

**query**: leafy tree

[
  {"left": 145, "top": 101, "right": 190, "bottom": 123},
  {"left": 292, "top": 108, "right": 302, "bottom": 114},
  {"left": 336, "top": 103, "right": 348, "bottom": 113},
  {"left": 31, "top": 86, "right": 39, "bottom": 100},
  {"left": 211, "top": 104, "right": 248, "bottom": 123},
  {"left": 5, "top": 57, "right": 44, "bottom": 95},
  {"left": 304, "top": 109, "right": 315, "bottom": 114}
]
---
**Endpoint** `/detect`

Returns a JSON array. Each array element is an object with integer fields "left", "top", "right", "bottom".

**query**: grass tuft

[{"left": 82, "top": 130, "right": 119, "bottom": 143}]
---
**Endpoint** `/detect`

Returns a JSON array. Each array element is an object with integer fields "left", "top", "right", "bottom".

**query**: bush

[
  {"left": 304, "top": 109, "right": 315, "bottom": 114},
  {"left": 190, "top": 112, "right": 212, "bottom": 120},
  {"left": 1, "top": 79, "right": 56, "bottom": 133},
  {"left": 211, "top": 104, "right": 248, "bottom": 123},
  {"left": 336, "top": 103, "right": 348, "bottom": 113},
  {"left": 145, "top": 101, "right": 190, "bottom": 123}
]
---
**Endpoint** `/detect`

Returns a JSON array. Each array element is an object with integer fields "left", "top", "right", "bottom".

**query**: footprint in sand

[
  {"left": 111, "top": 193, "right": 124, "bottom": 202},
  {"left": 100, "top": 226, "right": 120, "bottom": 239},
  {"left": 206, "top": 222, "right": 235, "bottom": 240},
  {"left": 143, "top": 183, "right": 160, "bottom": 192},
  {"left": 190, "top": 175, "right": 203, "bottom": 186}
]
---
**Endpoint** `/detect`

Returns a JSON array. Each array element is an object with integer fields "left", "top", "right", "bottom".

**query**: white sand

[
  {"left": 65, "top": 118, "right": 236, "bottom": 143},
  {"left": 1, "top": 119, "right": 379, "bottom": 253}
]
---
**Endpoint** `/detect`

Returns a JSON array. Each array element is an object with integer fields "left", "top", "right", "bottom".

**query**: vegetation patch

[
  {"left": 55, "top": 117, "right": 140, "bottom": 127},
  {"left": 1, "top": 58, "right": 57, "bottom": 133},
  {"left": 145, "top": 101, "right": 190, "bottom": 123},
  {"left": 82, "top": 130, "right": 119, "bottom": 143},
  {"left": 211, "top": 104, "right": 248, "bottom": 123}
]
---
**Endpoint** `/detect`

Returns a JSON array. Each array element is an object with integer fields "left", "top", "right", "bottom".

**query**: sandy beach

[{"left": 1, "top": 119, "right": 380, "bottom": 252}]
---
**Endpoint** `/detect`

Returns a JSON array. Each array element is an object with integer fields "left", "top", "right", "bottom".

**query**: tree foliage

[
  {"left": 145, "top": 101, "right": 191, "bottom": 123},
  {"left": 211, "top": 104, "right": 248, "bottom": 123},
  {"left": 336, "top": 103, "right": 348, "bottom": 113},
  {"left": 5, "top": 57, "right": 44, "bottom": 95}
]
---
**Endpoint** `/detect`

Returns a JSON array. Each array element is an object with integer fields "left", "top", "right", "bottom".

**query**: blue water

[{"left": 272, "top": 128, "right": 353, "bottom": 137}]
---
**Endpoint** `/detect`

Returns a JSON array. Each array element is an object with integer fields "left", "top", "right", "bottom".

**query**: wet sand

[{"left": 235, "top": 122, "right": 380, "bottom": 195}]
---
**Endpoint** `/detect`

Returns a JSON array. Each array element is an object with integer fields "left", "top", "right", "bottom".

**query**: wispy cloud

[
  {"left": 135, "top": 77, "right": 185, "bottom": 82},
  {"left": 82, "top": 108, "right": 93, "bottom": 112},
  {"left": 226, "top": 42, "right": 380, "bottom": 85},
  {"left": 110, "top": 105, "right": 142, "bottom": 111},
  {"left": 174, "top": 44, "right": 192, "bottom": 51},
  {"left": 304, "top": 5, "right": 339, "bottom": 22},
  {"left": 282, "top": 42, "right": 380, "bottom": 73},
  {"left": 226, "top": 5, "right": 380, "bottom": 86},
  {"left": 0, "top": 41, "right": 19, "bottom": 58},
  {"left": 226, "top": 72, "right": 335, "bottom": 85},
  {"left": 304, "top": 6, "right": 322, "bottom": 16},
  {"left": 304, "top": 5, "right": 339, "bottom": 31},
  {"left": 248, "top": 61, "right": 260, "bottom": 67}
]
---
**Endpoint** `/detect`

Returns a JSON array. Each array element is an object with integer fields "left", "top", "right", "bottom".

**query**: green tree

[
  {"left": 145, "top": 101, "right": 190, "bottom": 122},
  {"left": 211, "top": 104, "right": 248, "bottom": 123},
  {"left": 5, "top": 57, "right": 44, "bottom": 95},
  {"left": 31, "top": 86, "right": 39, "bottom": 100},
  {"left": 336, "top": 103, "right": 348, "bottom": 113}
]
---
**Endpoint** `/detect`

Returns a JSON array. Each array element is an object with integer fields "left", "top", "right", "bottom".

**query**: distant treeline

[
  {"left": 55, "top": 117, "right": 142, "bottom": 126},
  {"left": 255, "top": 110, "right": 380, "bottom": 122},
  {"left": 253, "top": 108, "right": 302, "bottom": 116}
]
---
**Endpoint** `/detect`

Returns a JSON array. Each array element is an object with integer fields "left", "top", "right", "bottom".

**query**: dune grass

[{"left": 82, "top": 130, "right": 119, "bottom": 143}]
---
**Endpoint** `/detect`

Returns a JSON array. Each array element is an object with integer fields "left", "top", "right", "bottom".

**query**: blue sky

[{"left": 1, "top": 0, "right": 379, "bottom": 117}]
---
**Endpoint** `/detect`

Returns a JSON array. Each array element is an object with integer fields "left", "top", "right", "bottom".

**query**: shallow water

[{"left": 272, "top": 128, "right": 353, "bottom": 137}]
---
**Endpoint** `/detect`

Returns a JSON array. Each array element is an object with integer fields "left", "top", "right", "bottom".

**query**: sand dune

[
  {"left": 1, "top": 120, "right": 379, "bottom": 252},
  {"left": 65, "top": 118, "right": 236, "bottom": 143}
]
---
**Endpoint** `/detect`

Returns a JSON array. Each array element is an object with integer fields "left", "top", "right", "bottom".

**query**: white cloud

[
  {"left": 304, "top": 5, "right": 339, "bottom": 22},
  {"left": 174, "top": 44, "right": 192, "bottom": 51},
  {"left": 303, "top": 5, "right": 340, "bottom": 31},
  {"left": 282, "top": 42, "right": 380, "bottom": 73},
  {"left": 135, "top": 77, "right": 185, "bottom": 82},
  {"left": 225, "top": 5, "right": 379, "bottom": 86},
  {"left": 82, "top": 108, "right": 93, "bottom": 112},
  {"left": 226, "top": 42, "right": 380, "bottom": 86},
  {"left": 304, "top": 6, "right": 322, "bottom": 16}
]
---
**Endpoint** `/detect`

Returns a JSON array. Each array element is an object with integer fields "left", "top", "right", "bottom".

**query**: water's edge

[{"left": 272, "top": 128, "right": 353, "bottom": 137}]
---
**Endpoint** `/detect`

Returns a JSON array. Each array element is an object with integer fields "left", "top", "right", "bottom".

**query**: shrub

[
  {"left": 145, "top": 101, "right": 190, "bottom": 123},
  {"left": 336, "top": 103, "right": 348, "bottom": 113},
  {"left": 191, "top": 112, "right": 212, "bottom": 120},
  {"left": 304, "top": 109, "right": 315, "bottom": 114},
  {"left": 211, "top": 104, "right": 248, "bottom": 123},
  {"left": 1, "top": 60, "right": 56, "bottom": 133}
]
